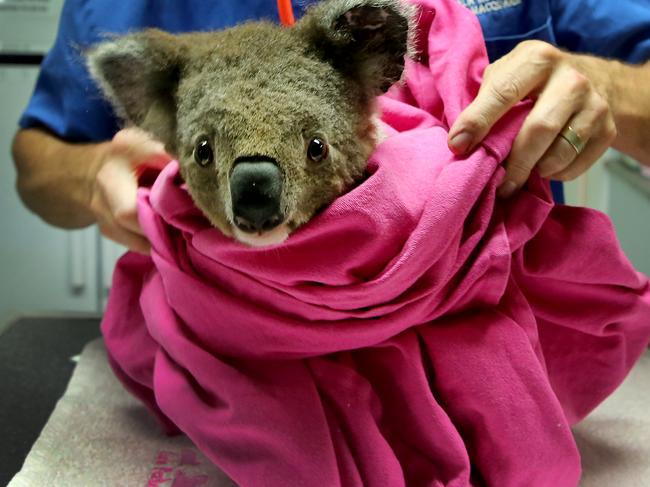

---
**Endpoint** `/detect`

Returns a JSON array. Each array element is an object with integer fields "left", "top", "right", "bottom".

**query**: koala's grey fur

[{"left": 88, "top": 0, "right": 415, "bottom": 246}]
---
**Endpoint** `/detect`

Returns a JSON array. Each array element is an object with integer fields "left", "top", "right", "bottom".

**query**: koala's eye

[
  {"left": 194, "top": 138, "right": 214, "bottom": 167},
  {"left": 307, "top": 138, "right": 328, "bottom": 163}
]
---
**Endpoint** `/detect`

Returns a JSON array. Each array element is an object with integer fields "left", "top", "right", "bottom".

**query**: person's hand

[
  {"left": 448, "top": 40, "right": 617, "bottom": 198},
  {"left": 89, "top": 128, "right": 170, "bottom": 254}
]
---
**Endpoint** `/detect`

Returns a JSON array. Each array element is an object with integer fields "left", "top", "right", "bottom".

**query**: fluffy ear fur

[
  {"left": 298, "top": 0, "right": 415, "bottom": 95},
  {"left": 86, "top": 30, "right": 184, "bottom": 150}
]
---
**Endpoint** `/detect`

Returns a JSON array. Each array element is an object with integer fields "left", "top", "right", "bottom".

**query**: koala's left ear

[{"left": 298, "top": 0, "right": 415, "bottom": 95}]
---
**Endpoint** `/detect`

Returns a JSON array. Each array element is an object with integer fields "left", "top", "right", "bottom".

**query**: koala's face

[
  {"left": 89, "top": 0, "right": 412, "bottom": 247},
  {"left": 173, "top": 24, "right": 378, "bottom": 246}
]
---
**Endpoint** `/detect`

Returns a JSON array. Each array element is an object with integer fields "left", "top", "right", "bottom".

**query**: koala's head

[{"left": 88, "top": 0, "right": 414, "bottom": 247}]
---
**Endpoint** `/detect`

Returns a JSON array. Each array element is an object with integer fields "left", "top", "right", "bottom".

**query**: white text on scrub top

[{"left": 457, "top": 0, "right": 523, "bottom": 15}]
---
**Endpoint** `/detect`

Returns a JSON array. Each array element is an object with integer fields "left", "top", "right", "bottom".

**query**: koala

[{"left": 88, "top": 0, "right": 414, "bottom": 247}]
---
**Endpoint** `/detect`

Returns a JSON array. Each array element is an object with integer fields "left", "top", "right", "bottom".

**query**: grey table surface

[{"left": 0, "top": 316, "right": 101, "bottom": 486}]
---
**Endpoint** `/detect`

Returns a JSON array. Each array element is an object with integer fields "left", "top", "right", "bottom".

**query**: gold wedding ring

[{"left": 560, "top": 125, "right": 586, "bottom": 155}]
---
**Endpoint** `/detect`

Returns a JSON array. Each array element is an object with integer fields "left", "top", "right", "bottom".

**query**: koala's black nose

[{"left": 230, "top": 160, "right": 284, "bottom": 233}]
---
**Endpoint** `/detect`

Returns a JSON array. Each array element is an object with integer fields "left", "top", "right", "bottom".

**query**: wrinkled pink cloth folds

[{"left": 102, "top": 1, "right": 650, "bottom": 486}]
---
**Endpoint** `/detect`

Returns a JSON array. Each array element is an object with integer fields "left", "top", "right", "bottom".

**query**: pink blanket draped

[{"left": 102, "top": 0, "right": 650, "bottom": 485}]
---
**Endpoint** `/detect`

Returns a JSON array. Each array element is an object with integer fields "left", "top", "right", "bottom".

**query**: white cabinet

[
  {"left": 565, "top": 150, "right": 650, "bottom": 276},
  {"left": 0, "top": 66, "right": 100, "bottom": 322},
  {"left": 100, "top": 239, "right": 127, "bottom": 310},
  {"left": 605, "top": 158, "right": 650, "bottom": 276}
]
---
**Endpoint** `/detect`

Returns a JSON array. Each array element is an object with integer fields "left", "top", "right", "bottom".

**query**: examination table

[{"left": 1, "top": 317, "right": 649, "bottom": 486}]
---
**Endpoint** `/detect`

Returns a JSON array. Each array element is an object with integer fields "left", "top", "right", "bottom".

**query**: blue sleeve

[
  {"left": 551, "top": 0, "right": 650, "bottom": 63},
  {"left": 19, "top": 0, "right": 126, "bottom": 142}
]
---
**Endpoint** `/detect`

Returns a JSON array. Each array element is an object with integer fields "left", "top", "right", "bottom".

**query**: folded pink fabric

[{"left": 102, "top": 0, "right": 650, "bottom": 485}]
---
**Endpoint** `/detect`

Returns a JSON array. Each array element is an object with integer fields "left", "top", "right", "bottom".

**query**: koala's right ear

[
  {"left": 87, "top": 30, "right": 185, "bottom": 148},
  {"left": 297, "top": 0, "right": 415, "bottom": 96}
]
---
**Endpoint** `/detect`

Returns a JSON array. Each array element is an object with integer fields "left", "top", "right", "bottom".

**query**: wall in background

[{"left": 0, "top": 0, "right": 108, "bottom": 325}]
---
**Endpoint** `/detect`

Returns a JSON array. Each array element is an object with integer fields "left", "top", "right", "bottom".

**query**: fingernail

[
  {"left": 497, "top": 181, "right": 517, "bottom": 198},
  {"left": 449, "top": 131, "right": 474, "bottom": 154}
]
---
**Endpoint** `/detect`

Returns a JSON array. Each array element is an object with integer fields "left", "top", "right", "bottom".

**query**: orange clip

[{"left": 277, "top": 0, "right": 295, "bottom": 26}]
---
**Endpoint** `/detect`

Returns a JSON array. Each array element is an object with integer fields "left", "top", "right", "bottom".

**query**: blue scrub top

[
  {"left": 18, "top": 0, "right": 650, "bottom": 201},
  {"left": 460, "top": 0, "right": 650, "bottom": 63}
]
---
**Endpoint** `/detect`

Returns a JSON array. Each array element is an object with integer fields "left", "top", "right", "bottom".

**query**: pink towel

[{"left": 102, "top": 1, "right": 650, "bottom": 485}]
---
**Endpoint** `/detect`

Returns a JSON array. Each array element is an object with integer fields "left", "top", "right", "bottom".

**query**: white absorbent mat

[
  {"left": 9, "top": 339, "right": 650, "bottom": 486},
  {"left": 574, "top": 351, "right": 650, "bottom": 487},
  {"left": 8, "top": 338, "right": 235, "bottom": 487}
]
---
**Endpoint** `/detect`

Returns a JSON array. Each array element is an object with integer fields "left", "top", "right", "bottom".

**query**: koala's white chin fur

[{"left": 233, "top": 224, "right": 290, "bottom": 248}]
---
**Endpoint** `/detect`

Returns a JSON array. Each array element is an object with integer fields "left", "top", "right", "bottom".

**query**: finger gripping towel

[{"left": 102, "top": 1, "right": 650, "bottom": 485}]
